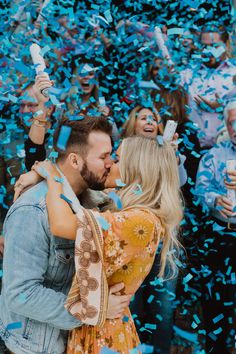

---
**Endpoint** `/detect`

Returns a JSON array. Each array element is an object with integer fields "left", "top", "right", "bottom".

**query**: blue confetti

[
  {"left": 97, "top": 216, "right": 110, "bottom": 231},
  {"left": 108, "top": 191, "right": 122, "bottom": 210},
  {"left": 173, "top": 325, "right": 198, "bottom": 344},
  {"left": 48, "top": 151, "right": 59, "bottom": 161},
  {"left": 104, "top": 9, "right": 113, "bottom": 23},
  {"left": 54, "top": 176, "right": 63, "bottom": 183},
  {"left": 183, "top": 273, "right": 193, "bottom": 283},
  {"left": 147, "top": 295, "right": 154, "bottom": 304},
  {"left": 29, "top": 148, "right": 36, "bottom": 153},
  {"left": 6, "top": 322, "right": 22, "bottom": 330},
  {"left": 193, "top": 314, "right": 201, "bottom": 324},
  {"left": 133, "top": 184, "right": 143, "bottom": 195},
  {"left": 167, "top": 28, "right": 184, "bottom": 36},
  {"left": 40, "top": 45, "right": 51, "bottom": 56},
  {"left": 156, "top": 135, "right": 164, "bottom": 145},
  {"left": 213, "top": 313, "right": 224, "bottom": 324},
  {"left": 213, "top": 327, "right": 223, "bottom": 335},
  {"left": 115, "top": 179, "right": 126, "bottom": 187},
  {"left": 100, "top": 347, "right": 118, "bottom": 354},
  {"left": 56, "top": 125, "right": 72, "bottom": 151},
  {"left": 60, "top": 194, "right": 72, "bottom": 204},
  {"left": 145, "top": 323, "right": 156, "bottom": 330},
  {"left": 122, "top": 315, "right": 129, "bottom": 323},
  {"left": 8, "top": 94, "right": 18, "bottom": 103}
]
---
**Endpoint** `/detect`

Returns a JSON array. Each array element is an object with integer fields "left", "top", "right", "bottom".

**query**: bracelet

[{"left": 33, "top": 118, "right": 50, "bottom": 128}]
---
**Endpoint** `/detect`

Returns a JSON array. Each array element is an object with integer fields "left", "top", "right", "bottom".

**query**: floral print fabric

[
  {"left": 65, "top": 208, "right": 108, "bottom": 326},
  {"left": 67, "top": 207, "right": 163, "bottom": 354}
]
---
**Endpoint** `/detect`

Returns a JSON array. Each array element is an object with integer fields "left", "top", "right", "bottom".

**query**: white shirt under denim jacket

[
  {"left": 0, "top": 169, "right": 107, "bottom": 354},
  {"left": 195, "top": 140, "right": 236, "bottom": 232}
]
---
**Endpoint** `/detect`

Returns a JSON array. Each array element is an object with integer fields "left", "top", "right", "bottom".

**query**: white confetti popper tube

[
  {"left": 30, "top": 43, "right": 50, "bottom": 97},
  {"left": 154, "top": 26, "right": 174, "bottom": 67}
]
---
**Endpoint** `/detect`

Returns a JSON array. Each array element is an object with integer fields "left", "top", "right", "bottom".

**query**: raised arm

[
  {"left": 25, "top": 74, "right": 54, "bottom": 170},
  {"left": 28, "top": 74, "right": 53, "bottom": 144},
  {"left": 32, "top": 160, "right": 77, "bottom": 240}
]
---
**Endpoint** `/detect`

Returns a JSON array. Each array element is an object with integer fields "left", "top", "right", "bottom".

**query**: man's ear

[{"left": 67, "top": 153, "right": 83, "bottom": 169}]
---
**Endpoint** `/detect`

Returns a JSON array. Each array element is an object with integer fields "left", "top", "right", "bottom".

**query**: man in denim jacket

[{"left": 0, "top": 116, "right": 130, "bottom": 354}]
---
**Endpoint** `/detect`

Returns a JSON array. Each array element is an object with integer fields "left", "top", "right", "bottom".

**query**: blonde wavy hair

[
  {"left": 117, "top": 136, "right": 183, "bottom": 278},
  {"left": 122, "top": 105, "right": 164, "bottom": 138}
]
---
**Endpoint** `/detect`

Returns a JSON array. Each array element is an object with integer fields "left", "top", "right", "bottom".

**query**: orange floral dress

[{"left": 66, "top": 207, "right": 163, "bottom": 354}]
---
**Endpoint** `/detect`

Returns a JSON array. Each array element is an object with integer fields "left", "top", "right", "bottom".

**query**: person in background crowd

[
  {"left": 180, "top": 25, "right": 236, "bottom": 149},
  {"left": 195, "top": 100, "right": 236, "bottom": 353},
  {"left": 148, "top": 57, "right": 172, "bottom": 85},
  {"left": 121, "top": 105, "right": 163, "bottom": 139},
  {"left": 152, "top": 84, "right": 201, "bottom": 207},
  {"left": 0, "top": 81, "right": 54, "bottom": 226},
  {"left": 63, "top": 56, "right": 118, "bottom": 135},
  {"left": 122, "top": 104, "right": 187, "bottom": 187}
]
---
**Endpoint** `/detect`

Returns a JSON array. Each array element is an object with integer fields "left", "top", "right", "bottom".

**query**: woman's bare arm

[{"left": 32, "top": 161, "right": 77, "bottom": 240}]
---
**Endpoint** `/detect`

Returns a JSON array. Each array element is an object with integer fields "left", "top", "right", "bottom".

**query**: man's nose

[{"left": 105, "top": 157, "right": 114, "bottom": 169}]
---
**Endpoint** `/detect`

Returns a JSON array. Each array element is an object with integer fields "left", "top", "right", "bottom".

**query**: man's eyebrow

[{"left": 100, "top": 151, "right": 111, "bottom": 156}]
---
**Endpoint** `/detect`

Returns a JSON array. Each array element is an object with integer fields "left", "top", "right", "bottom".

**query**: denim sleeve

[
  {"left": 3, "top": 205, "right": 82, "bottom": 330},
  {"left": 195, "top": 154, "right": 219, "bottom": 210}
]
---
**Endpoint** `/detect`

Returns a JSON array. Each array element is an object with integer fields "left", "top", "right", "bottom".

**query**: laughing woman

[
  {"left": 20, "top": 136, "right": 182, "bottom": 353},
  {"left": 122, "top": 105, "right": 164, "bottom": 139}
]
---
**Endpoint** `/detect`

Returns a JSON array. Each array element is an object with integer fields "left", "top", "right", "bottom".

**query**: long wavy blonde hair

[{"left": 117, "top": 136, "right": 183, "bottom": 278}]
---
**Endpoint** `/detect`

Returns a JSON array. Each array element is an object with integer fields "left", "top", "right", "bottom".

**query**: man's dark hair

[{"left": 53, "top": 115, "right": 112, "bottom": 160}]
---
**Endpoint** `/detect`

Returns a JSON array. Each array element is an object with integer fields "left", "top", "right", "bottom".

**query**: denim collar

[{"left": 55, "top": 164, "right": 81, "bottom": 214}]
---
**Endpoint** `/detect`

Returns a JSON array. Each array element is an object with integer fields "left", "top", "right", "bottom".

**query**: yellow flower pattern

[
  {"left": 67, "top": 208, "right": 163, "bottom": 354},
  {"left": 121, "top": 215, "right": 156, "bottom": 247}
]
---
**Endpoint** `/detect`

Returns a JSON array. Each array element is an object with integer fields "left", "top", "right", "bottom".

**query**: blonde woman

[
  {"left": 27, "top": 136, "right": 182, "bottom": 354},
  {"left": 122, "top": 105, "right": 187, "bottom": 353},
  {"left": 122, "top": 105, "right": 187, "bottom": 186},
  {"left": 122, "top": 105, "right": 164, "bottom": 139}
]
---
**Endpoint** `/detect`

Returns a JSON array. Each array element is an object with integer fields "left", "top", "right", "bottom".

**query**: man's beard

[{"left": 80, "top": 161, "right": 108, "bottom": 191}]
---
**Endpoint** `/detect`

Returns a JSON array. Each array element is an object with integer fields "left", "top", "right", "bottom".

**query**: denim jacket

[{"left": 0, "top": 181, "right": 82, "bottom": 354}]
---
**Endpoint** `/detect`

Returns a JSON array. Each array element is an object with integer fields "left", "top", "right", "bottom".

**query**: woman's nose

[{"left": 146, "top": 117, "right": 154, "bottom": 125}]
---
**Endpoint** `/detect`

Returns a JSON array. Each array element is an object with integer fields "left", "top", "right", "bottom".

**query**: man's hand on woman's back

[{"left": 106, "top": 283, "right": 132, "bottom": 319}]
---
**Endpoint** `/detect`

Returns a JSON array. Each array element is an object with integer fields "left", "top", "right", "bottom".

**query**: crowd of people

[{"left": 0, "top": 1, "right": 236, "bottom": 353}]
